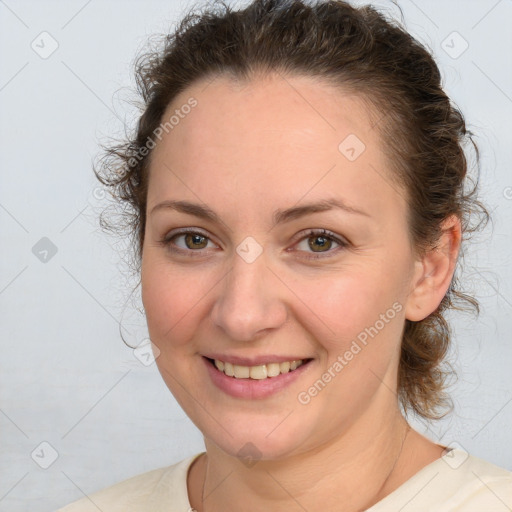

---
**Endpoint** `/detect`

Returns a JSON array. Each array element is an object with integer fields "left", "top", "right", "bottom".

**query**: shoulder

[
  {"left": 56, "top": 453, "right": 204, "bottom": 512},
  {"left": 369, "top": 449, "right": 512, "bottom": 512},
  {"left": 440, "top": 450, "right": 512, "bottom": 511}
]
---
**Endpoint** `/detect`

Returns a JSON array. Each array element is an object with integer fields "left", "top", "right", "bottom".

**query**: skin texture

[{"left": 141, "top": 72, "right": 461, "bottom": 511}]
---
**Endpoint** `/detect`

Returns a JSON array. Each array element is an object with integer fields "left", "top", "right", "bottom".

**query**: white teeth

[
  {"left": 250, "top": 365, "right": 267, "bottom": 380},
  {"left": 224, "top": 361, "right": 234, "bottom": 377},
  {"left": 266, "top": 363, "right": 281, "bottom": 377},
  {"left": 233, "top": 364, "right": 250, "bottom": 379},
  {"left": 280, "top": 361, "right": 290, "bottom": 374},
  {"left": 213, "top": 358, "right": 305, "bottom": 379}
]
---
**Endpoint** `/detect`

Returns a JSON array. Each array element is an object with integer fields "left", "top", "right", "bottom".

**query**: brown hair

[{"left": 96, "top": 0, "right": 489, "bottom": 420}]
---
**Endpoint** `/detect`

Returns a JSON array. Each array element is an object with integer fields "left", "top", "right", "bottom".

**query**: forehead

[
  {"left": 147, "top": 73, "right": 406, "bottom": 222},
  {"left": 163, "top": 72, "right": 378, "bottom": 152}
]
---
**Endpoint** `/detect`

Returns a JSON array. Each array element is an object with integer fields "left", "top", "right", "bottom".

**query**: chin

[{"left": 198, "top": 411, "right": 320, "bottom": 463}]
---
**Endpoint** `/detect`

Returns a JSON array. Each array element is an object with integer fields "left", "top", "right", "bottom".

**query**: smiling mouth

[{"left": 206, "top": 357, "right": 312, "bottom": 380}]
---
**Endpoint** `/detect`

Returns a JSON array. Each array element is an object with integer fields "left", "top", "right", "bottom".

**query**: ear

[{"left": 405, "top": 215, "right": 461, "bottom": 322}]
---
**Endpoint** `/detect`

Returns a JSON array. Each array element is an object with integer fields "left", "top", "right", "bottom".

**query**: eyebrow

[{"left": 150, "top": 198, "right": 370, "bottom": 226}]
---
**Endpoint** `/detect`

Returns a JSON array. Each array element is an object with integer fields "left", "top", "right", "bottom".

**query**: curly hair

[{"left": 95, "top": 0, "right": 489, "bottom": 420}]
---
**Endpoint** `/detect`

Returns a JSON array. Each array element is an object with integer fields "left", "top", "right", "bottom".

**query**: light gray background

[{"left": 0, "top": 0, "right": 511, "bottom": 510}]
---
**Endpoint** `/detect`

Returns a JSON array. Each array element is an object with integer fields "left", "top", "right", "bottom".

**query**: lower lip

[{"left": 203, "top": 357, "right": 312, "bottom": 399}]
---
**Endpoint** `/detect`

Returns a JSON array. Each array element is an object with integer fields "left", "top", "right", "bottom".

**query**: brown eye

[
  {"left": 184, "top": 233, "right": 208, "bottom": 249},
  {"left": 294, "top": 229, "right": 348, "bottom": 259},
  {"left": 308, "top": 235, "right": 333, "bottom": 252},
  {"left": 161, "top": 229, "right": 217, "bottom": 256}
]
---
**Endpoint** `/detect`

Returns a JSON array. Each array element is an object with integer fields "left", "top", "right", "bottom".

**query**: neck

[{"left": 195, "top": 406, "right": 412, "bottom": 512}]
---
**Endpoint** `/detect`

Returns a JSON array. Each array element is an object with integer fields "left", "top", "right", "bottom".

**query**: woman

[{"left": 59, "top": 0, "right": 512, "bottom": 510}]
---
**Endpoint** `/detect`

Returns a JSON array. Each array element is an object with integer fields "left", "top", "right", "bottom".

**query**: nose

[{"left": 210, "top": 249, "right": 288, "bottom": 342}]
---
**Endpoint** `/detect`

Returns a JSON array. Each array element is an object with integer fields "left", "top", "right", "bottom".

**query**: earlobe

[{"left": 404, "top": 215, "right": 461, "bottom": 322}]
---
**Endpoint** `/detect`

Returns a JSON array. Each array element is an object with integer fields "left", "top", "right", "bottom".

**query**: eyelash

[{"left": 160, "top": 228, "right": 349, "bottom": 260}]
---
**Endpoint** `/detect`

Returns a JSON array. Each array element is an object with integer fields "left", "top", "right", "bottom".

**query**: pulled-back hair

[{"left": 96, "top": 0, "right": 489, "bottom": 420}]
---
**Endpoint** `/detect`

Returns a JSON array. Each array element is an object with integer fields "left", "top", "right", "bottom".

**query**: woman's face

[{"left": 141, "top": 73, "right": 421, "bottom": 460}]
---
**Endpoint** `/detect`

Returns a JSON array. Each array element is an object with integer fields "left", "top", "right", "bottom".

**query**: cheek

[
  {"left": 291, "top": 272, "right": 406, "bottom": 415},
  {"left": 141, "top": 246, "right": 410, "bottom": 362},
  {"left": 289, "top": 268, "right": 407, "bottom": 415},
  {"left": 141, "top": 258, "right": 213, "bottom": 349},
  {"left": 290, "top": 267, "right": 405, "bottom": 353}
]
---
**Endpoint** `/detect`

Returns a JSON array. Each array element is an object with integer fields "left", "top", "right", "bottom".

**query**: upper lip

[{"left": 202, "top": 354, "right": 312, "bottom": 366}]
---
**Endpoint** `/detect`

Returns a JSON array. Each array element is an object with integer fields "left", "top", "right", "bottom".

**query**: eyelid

[
  {"left": 162, "top": 226, "right": 212, "bottom": 243},
  {"left": 287, "top": 228, "right": 349, "bottom": 259},
  {"left": 160, "top": 227, "right": 220, "bottom": 256},
  {"left": 291, "top": 228, "right": 348, "bottom": 245},
  {"left": 160, "top": 227, "right": 349, "bottom": 259}
]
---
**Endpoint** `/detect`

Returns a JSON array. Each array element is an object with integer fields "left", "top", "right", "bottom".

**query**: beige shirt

[{"left": 57, "top": 449, "right": 512, "bottom": 511}]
